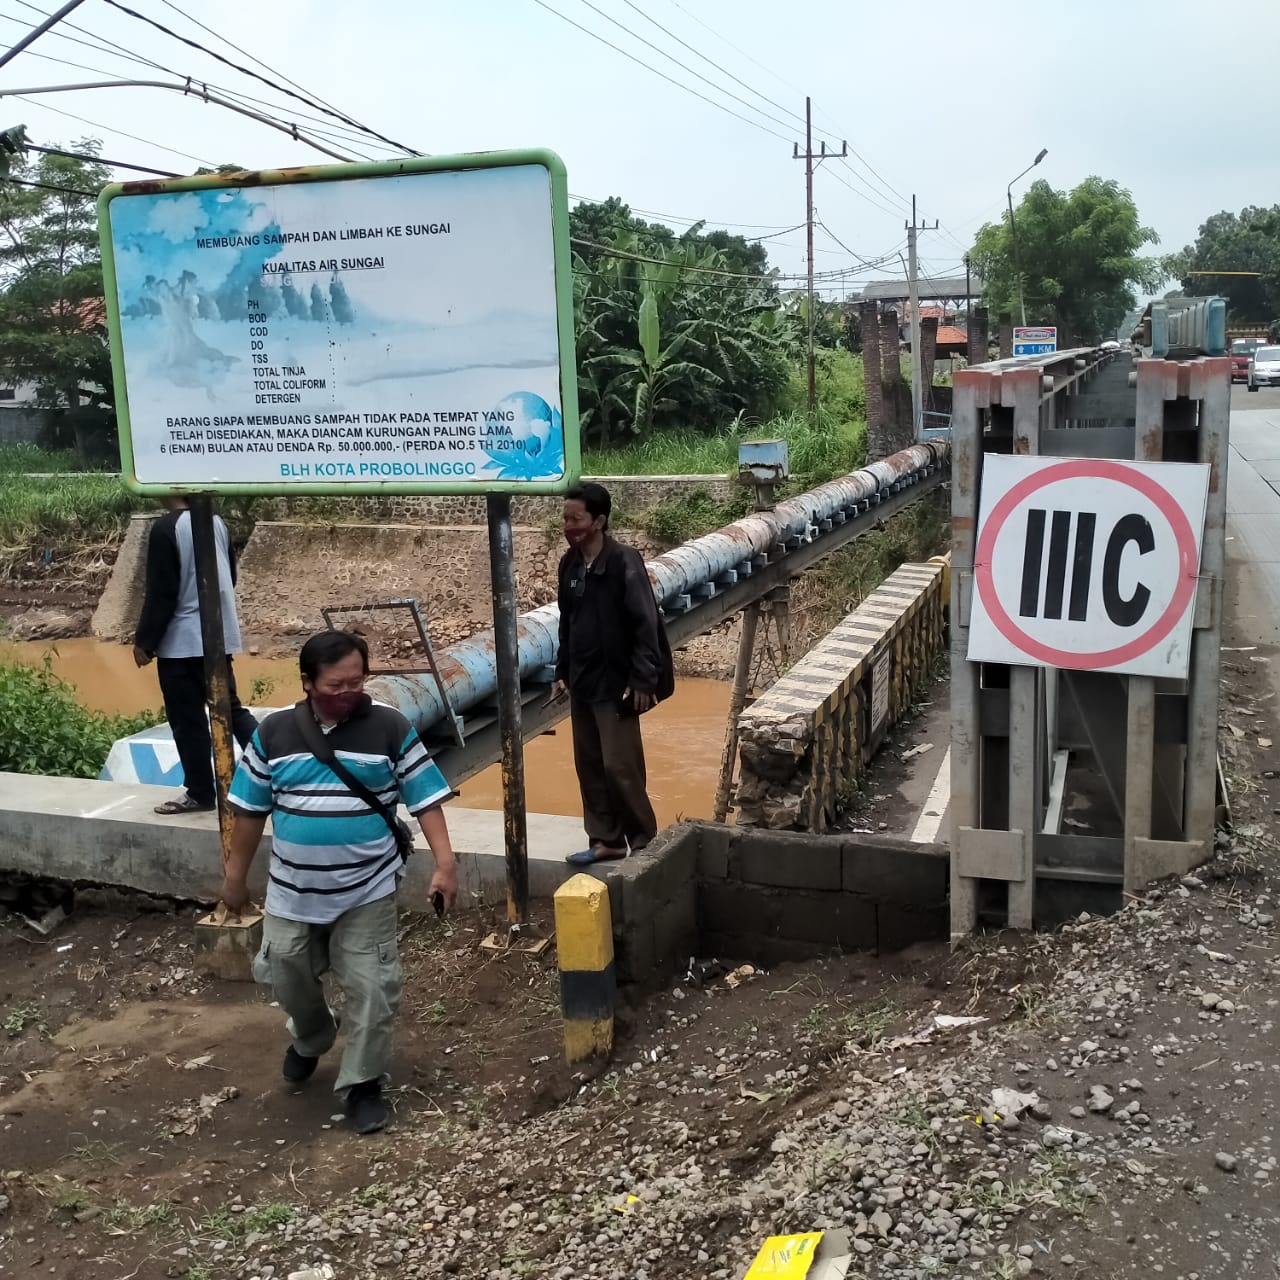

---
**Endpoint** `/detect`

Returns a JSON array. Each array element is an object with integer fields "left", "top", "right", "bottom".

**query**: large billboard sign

[{"left": 98, "top": 151, "right": 579, "bottom": 494}]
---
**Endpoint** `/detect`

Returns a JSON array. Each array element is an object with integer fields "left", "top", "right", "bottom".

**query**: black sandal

[{"left": 153, "top": 793, "right": 215, "bottom": 815}]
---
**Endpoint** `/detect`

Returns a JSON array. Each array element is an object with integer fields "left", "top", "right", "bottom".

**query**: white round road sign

[{"left": 966, "top": 455, "right": 1210, "bottom": 678}]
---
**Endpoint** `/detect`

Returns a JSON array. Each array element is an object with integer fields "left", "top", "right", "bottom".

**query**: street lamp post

[{"left": 1006, "top": 147, "right": 1047, "bottom": 328}]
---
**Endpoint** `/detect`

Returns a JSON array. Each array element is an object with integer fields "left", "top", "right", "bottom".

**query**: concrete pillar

[
  {"left": 999, "top": 312, "right": 1013, "bottom": 360},
  {"left": 878, "top": 309, "right": 914, "bottom": 455},
  {"left": 968, "top": 305, "right": 989, "bottom": 366},
  {"left": 881, "top": 308, "right": 902, "bottom": 385},
  {"left": 919, "top": 316, "right": 939, "bottom": 413},
  {"left": 91, "top": 511, "right": 159, "bottom": 643},
  {"left": 860, "top": 300, "right": 882, "bottom": 448}
]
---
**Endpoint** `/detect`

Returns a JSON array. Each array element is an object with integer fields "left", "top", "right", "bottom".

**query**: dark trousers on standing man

[
  {"left": 157, "top": 656, "right": 258, "bottom": 806},
  {"left": 570, "top": 696, "right": 658, "bottom": 852}
]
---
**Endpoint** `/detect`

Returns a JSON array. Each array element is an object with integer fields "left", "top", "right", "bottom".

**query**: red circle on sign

[{"left": 974, "top": 459, "right": 1200, "bottom": 669}]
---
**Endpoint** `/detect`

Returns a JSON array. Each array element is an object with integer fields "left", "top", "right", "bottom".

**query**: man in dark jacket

[
  {"left": 133, "top": 497, "right": 258, "bottom": 814},
  {"left": 551, "top": 482, "right": 668, "bottom": 864}
]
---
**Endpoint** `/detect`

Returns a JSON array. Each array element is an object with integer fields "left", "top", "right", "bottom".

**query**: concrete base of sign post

[{"left": 193, "top": 908, "right": 264, "bottom": 982}]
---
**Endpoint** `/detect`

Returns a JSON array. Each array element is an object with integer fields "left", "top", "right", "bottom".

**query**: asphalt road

[
  {"left": 1230, "top": 380, "right": 1280, "bottom": 412},
  {"left": 1224, "top": 384, "right": 1280, "bottom": 680}
]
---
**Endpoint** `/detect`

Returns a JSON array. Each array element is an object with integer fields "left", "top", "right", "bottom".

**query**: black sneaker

[
  {"left": 282, "top": 1045, "right": 319, "bottom": 1083},
  {"left": 347, "top": 1080, "right": 389, "bottom": 1134}
]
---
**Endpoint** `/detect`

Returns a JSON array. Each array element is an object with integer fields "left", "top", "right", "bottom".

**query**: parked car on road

[
  {"left": 1247, "top": 346, "right": 1280, "bottom": 391},
  {"left": 1232, "top": 338, "right": 1265, "bottom": 382}
]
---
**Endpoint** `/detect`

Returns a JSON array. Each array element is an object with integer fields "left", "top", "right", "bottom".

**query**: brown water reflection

[
  {"left": 1, "top": 637, "right": 301, "bottom": 715},
  {"left": 3, "top": 638, "right": 732, "bottom": 825},
  {"left": 461, "top": 678, "right": 733, "bottom": 828}
]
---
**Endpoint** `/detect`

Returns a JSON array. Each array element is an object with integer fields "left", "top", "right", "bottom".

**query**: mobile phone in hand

[{"left": 432, "top": 890, "right": 446, "bottom": 918}]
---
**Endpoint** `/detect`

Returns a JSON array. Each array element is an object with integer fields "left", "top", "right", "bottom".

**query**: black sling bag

[{"left": 292, "top": 702, "right": 415, "bottom": 862}]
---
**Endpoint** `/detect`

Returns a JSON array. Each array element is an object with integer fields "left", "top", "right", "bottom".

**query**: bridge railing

[{"left": 735, "top": 559, "right": 948, "bottom": 831}]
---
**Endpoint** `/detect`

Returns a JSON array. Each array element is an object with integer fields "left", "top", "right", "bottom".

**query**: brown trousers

[{"left": 570, "top": 696, "right": 659, "bottom": 852}]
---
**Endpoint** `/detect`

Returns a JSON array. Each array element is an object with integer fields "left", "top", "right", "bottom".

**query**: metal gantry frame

[{"left": 949, "top": 347, "right": 1230, "bottom": 938}]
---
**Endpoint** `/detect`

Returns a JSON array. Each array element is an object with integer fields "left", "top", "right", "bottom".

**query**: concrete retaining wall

[
  {"left": 0, "top": 772, "right": 948, "bottom": 990},
  {"left": 735, "top": 561, "right": 947, "bottom": 831},
  {"left": 247, "top": 474, "right": 736, "bottom": 524},
  {"left": 593, "top": 822, "right": 947, "bottom": 985},
  {"left": 89, "top": 475, "right": 730, "bottom": 645},
  {"left": 0, "top": 773, "right": 587, "bottom": 910}
]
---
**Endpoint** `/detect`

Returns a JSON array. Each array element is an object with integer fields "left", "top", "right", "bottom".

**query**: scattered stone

[
  {"left": 1088, "top": 1085, "right": 1114, "bottom": 1114},
  {"left": 1215, "top": 1152, "right": 1239, "bottom": 1174}
]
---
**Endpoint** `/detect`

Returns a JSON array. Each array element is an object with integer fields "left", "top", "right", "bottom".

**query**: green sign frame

[{"left": 98, "top": 148, "right": 580, "bottom": 496}]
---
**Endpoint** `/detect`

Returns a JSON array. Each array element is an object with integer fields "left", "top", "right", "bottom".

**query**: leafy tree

[
  {"left": 571, "top": 201, "right": 789, "bottom": 444},
  {"left": 1165, "top": 206, "right": 1280, "bottom": 323},
  {"left": 0, "top": 139, "right": 112, "bottom": 415},
  {"left": 970, "top": 176, "right": 1164, "bottom": 343}
]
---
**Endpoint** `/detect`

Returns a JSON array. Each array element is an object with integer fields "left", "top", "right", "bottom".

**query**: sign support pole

[
  {"left": 486, "top": 493, "right": 531, "bottom": 929},
  {"left": 189, "top": 494, "right": 237, "bottom": 868}
]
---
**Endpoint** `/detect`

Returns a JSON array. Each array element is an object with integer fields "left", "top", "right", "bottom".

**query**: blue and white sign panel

[
  {"left": 100, "top": 708, "right": 283, "bottom": 786},
  {"left": 1013, "top": 325, "right": 1058, "bottom": 357}
]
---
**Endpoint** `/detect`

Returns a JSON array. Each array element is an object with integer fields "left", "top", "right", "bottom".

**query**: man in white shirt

[{"left": 133, "top": 497, "right": 258, "bottom": 815}]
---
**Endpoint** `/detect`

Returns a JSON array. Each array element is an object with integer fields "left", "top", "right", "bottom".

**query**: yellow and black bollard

[{"left": 553, "top": 873, "right": 615, "bottom": 1064}]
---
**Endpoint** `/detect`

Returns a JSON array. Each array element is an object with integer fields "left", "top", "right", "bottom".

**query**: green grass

[
  {"left": 3, "top": 1001, "right": 45, "bottom": 1037},
  {"left": 802, "top": 490, "right": 949, "bottom": 637},
  {"left": 0, "top": 443, "right": 92, "bottom": 475},
  {"left": 105, "top": 1199, "right": 174, "bottom": 1231},
  {"left": 583, "top": 409, "right": 866, "bottom": 490},
  {"left": 0, "top": 471, "right": 147, "bottom": 549},
  {"left": 198, "top": 1202, "right": 295, "bottom": 1240},
  {"left": 0, "top": 656, "right": 161, "bottom": 779}
]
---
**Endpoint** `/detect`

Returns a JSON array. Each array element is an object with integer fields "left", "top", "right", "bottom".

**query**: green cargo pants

[{"left": 252, "top": 891, "right": 403, "bottom": 1094}]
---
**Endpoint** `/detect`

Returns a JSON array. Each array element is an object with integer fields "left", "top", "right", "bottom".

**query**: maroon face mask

[
  {"left": 564, "top": 527, "right": 593, "bottom": 550},
  {"left": 310, "top": 690, "right": 367, "bottom": 723}
]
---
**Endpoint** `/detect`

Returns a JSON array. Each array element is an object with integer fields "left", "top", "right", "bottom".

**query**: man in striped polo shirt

[{"left": 221, "top": 629, "right": 457, "bottom": 1134}]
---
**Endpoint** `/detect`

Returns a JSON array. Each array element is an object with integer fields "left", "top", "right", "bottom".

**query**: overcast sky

[{"left": 4, "top": 0, "right": 1276, "bottom": 301}]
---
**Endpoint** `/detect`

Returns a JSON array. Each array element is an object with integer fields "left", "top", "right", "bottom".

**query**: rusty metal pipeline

[{"left": 367, "top": 439, "right": 949, "bottom": 735}]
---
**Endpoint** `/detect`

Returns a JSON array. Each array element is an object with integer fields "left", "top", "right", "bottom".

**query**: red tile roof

[{"left": 936, "top": 325, "right": 968, "bottom": 345}]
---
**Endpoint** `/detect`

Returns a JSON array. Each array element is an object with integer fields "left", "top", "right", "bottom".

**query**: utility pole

[
  {"left": 905, "top": 195, "right": 938, "bottom": 439},
  {"left": 793, "top": 98, "right": 847, "bottom": 412}
]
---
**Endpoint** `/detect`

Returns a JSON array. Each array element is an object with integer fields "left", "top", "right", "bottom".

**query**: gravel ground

[{"left": 3, "top": 675, "right": 1279, "bottom": 1280}]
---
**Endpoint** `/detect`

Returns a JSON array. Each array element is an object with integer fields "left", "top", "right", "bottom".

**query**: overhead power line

[
  {"left": 26, "top": 141, "right": 177, "bottom": 175},
  {"left": 155, "top": 0, "right": 355, "bottom": 126},
  {"left": 570, "top": 0, "right": 800, "bottom": 138},
  {"left": 0, "top": 0, "right": 85, "bottom": 71},
  {"left": 651, "top": 0, "right": 910, "bottom": 213},
  {"left": 5, "top": 173, "right": 94, "bottom": 195},
  {"left": 0, "top": 29, "right": 383, "bottom": 158},
  {"left": 99, "top": 0, "right": 421, "bottom": 156},
  {"left": 571, "top": 234, "right": 901, "bottom": 284},
  {"left": 619, "top": 0, "right": 812, "bottom": 133},
  {"left": 529, "top": 0, "right": 790, "bottom": 143},
  {"left": 11, "top": 91, "right": 214, "bottom": 165},
  {"left": 821, "top": 162, "right": 903, "bottom": 220},
  {"left": 11, "top": 0, "right": 170, "bottom": 75}
]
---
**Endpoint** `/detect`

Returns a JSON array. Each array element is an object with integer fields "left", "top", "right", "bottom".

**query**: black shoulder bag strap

[{"left": 292, "top": 702, "right": 415, "bottom": 861}]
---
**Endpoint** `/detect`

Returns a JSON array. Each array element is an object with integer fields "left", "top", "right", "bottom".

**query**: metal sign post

[
  {"left": 486, "top": 493, "right": 531, "bottom": 929},
  {"left": 187, "top": 494, "right": 237, "bottom": 856}
]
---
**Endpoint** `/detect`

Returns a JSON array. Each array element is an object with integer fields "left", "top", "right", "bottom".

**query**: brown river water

[{"left": 2, "top": 637, "right": 732, "bottom": 827}]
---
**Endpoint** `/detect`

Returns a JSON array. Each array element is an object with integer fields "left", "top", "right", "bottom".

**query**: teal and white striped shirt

[{"left": 229, "top": 699, "right": 452, "bottom": 924}]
